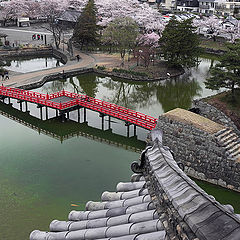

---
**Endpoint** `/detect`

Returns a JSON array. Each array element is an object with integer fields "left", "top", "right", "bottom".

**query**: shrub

[
  {"left": 112, "top": 68, "right": 148, "bottom": 77},
  {"left": 96, "top": 65, "right": 106, "bottom": 70}
]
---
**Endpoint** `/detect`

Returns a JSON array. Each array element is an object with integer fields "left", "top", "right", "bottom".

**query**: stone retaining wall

[
  {"left": 201, "top": 47, "right": 225, "bottom": 55},
  {"left": 194, "top": 99, "right": 240, "bottom": 136},
  {"left": 19, "top": 67, "right": 181, "bottom": 90},
  {"left": 157, "top": 115, "right": 240, "bottom": 192},
  {"left": 95, "top": 68, "right": 185, "bottom": 82},
  {"left": 20, "top": 68, "right": 93, "bottom": 90},
  {"left": 52, "top": 48, "right": 68, "bottom": 64}
]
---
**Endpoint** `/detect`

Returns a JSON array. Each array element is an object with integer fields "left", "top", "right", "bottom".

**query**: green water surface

[{"left": 0, "top": 57, "right": 239, "bottom": 240}]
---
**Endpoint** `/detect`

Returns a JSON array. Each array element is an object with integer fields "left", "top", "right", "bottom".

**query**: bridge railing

[
  {"left": 75, "top": 94, "right": 158, "bottom": 125},
  {"left": 77, "top": 97, "right": 156, "bottom": 130},
  {"left": 0, "top": 87, "right": 157, "bottom": 130},
  {"left": 0, "top": 86, "right": 47, "bottom": 100}
]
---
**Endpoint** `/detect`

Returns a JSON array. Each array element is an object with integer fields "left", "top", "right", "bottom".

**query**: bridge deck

[
  {"left": 0, "top": 86, "right": 157, "bottom": 130},
  {"left": 49, "top": 96, "right": 75, "bottom": 103}
]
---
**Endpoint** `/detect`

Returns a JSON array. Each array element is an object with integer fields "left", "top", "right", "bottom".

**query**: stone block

[
  {"left": 227, "top": 185, "right": 234, "bottom": 190},
  {"left": 188, "top": 168, "right": 196, "bottom": 176},
  {"left": 208, "top": 179, "right": 218, "bottom": 185},
  {"left": 198, "top": 173, "right": 205, "bottom": 180},
  {"left": 218, "top": 179, "right": 227, "bottom": 187}
]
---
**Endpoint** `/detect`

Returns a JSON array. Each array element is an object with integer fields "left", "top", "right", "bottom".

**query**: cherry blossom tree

[
  {"left": 135, "top": 32, "right": 160, "bottom": 67},
  {"left": 193, "top": 16, "right": 240, "bottom": 42},
  {"left": 38, "top": 0, "right": 69, "bottom": 49},
  {"left": 0, "top": 0, "right": 26, "bottom": 25},
  {"left": 67, "top": 0, "right": 166, "bottom": 33}
]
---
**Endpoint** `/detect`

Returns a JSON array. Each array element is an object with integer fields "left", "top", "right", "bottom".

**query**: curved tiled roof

[
  {"left": 145, "top": 129, "right": 240, "bottom": 239},
  {"left": 30, "top": 129, "right": 240, "bottom": 240},
  {"left": 30, "top": 174, "right": 166, "bottom": 240}
]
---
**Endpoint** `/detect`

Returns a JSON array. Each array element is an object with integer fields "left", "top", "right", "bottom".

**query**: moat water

[
  {"left": 0, "top": 57, "right": 239, "bottom": 240},
  {"left": 4, "top": 56, "right": 64, "bottom": 73}
]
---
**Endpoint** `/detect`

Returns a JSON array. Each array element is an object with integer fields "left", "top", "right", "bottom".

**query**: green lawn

[{"left": 200, "top": 38, "right": 228, "bottom": 51}]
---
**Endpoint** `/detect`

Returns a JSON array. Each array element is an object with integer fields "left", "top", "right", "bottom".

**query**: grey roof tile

[
  {"left": 126, "top": 202, "right": 155, "bottom": 214},
  {"left": 129, "top": 219, "right": 163, "bottom": 234},
  {"left": 196, "top": 214, "right": 240, "bottom": 239},
  {"left": 222, "top": 227, "right": 240, "bottom": 240},
  {"left": 146, "top": 140, "right": 240, "bottom": 240},
  {"left": 121, "top": 189, "right": 148, "bottom": 200},
  {"left": 69, "top": 220, "right": 92, "bottom": 231},
  {"left": 102, "top": 192, "right": 123, "bottom": 201},
  {"left": 107, "top": 214, "right": 131, "bottom": 226},
  {"left": 50, "top": 220, "right": 71, "bottom": 232},
  {"left": 86, "top": 218, "right": 109, "bottom": 229},
  {"left": 88, "top": 209, "right": 109, "bottom": 220},
  {"left": 105, "top": 223, "right": 134, "bottom": 238},
  {"left": 184, "top": 202, "right": 219, "bottom": 232},
  {"left": 131, "top": 174, "right": 145, "bottom": 182},
  {"left": 106, "top": 207, "right": 128, "bottom": 218},
  {"left": 135, "top": 231, "right": 166, "bottom": 240},
  {"left": 30, "top": 133, "right": 240, "bottom": 240},
  {"left": 116, "top": 182, "right": 146, "bottom": 192},
  {"left": 129, "top": 210, "right": 158, "bottom": 223},
  {"left": 68, "top": 210, "right": 91, "bottom": 221}
]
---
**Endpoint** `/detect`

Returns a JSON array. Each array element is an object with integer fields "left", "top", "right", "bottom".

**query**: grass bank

[{"left": 204, "top": 89, "right": 240, "bottom": 130}]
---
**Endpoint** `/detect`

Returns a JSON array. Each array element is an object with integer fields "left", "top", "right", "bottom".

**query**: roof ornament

[{"left": 131, "top": 146, "right": 152, "bottom": 173}]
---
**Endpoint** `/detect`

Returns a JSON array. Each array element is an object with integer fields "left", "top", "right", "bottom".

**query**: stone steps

[
  {"left": 222, "top": 136, "right": 239, "bottom": 148},
  {"left": 215, "top": 128, "right": 240, "bottom": 161}
]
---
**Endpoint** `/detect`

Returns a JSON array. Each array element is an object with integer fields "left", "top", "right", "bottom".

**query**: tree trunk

[{"left": 120, "top": 50, "right": 125, "bottom": 67}]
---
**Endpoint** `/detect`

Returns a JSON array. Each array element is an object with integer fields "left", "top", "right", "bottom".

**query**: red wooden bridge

[{"left": 0, "top": 86, "right": 157, "bottom": 130}]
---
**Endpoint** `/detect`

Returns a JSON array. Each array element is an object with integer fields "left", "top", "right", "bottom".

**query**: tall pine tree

[
  {"left": 73, "top": 0, "right": 98, "bottom": 50},
  {"left": 160, "top": 17, "right": 200, "bottom": 68}
]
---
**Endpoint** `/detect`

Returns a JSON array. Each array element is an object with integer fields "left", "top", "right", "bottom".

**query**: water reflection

[
  {"left": 37, "top": 58, "right": 219, "bottom": 117},
  {"left": 0, "top": 101, "right": 145, "bottom": 153},
  {"left": 4, "top": 56, "right": 64, "bottom": 73},
  {"left": 101, "top": 78, "right": 157, "bottom": 110},
  {"left": 156, "top": 73, "right": 202, "bottom": 113},
  {"left": 42, "top": 78, "right": 68, "bottom": 93}
]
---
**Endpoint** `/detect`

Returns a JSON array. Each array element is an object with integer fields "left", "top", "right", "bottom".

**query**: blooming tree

[
  {"left": 67, "top": 0, "right": 167, "bottom": 34},
  {"left": 193, "top": 16, "right": 240, "bottom": 42},
  {"left": 135, "top": 32, "right": 160, "bottom": 67},
  {"left": 0, "top": 0, "right": 27, "bottom": 25},
  {"left": 1, "top": 0, "right": 239, "bottom": 44}
]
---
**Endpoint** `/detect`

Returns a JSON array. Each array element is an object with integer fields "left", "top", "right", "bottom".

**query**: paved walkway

[{"left": 2, "top": 50, "right": 121, "bottom": 88}]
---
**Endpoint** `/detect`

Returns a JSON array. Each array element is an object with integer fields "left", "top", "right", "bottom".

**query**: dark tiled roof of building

[
  {"left": 145, "top": 129, "right": 240, "bottom": 239},
  {"left": 30, "top": 174, "right": 166, "bottom": 240},
  {"left": 30, "top": 129, "right": 240, "bottom": 240},
  {"left": 58, "top": 9, "right": 81, "bottom": 23}
]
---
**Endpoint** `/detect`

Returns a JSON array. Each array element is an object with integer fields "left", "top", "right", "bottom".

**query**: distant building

[
  {"left": 198, "top": 0, "right": 217, "bottom": 14},
  {"left": 216, "top": 0, "right": 240, "bottom": 16},
  {"left": 177, "top": 0, "right": 199, "bottom": 12},
  {"left": 17, "top": 17, "right": 30, "bottom": 27},
  {"left": 160, "top": 0, "right": 177, "bottom": 10},
  {"left": 57, "top": 9, "right": 81, "bottom": 28}
]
